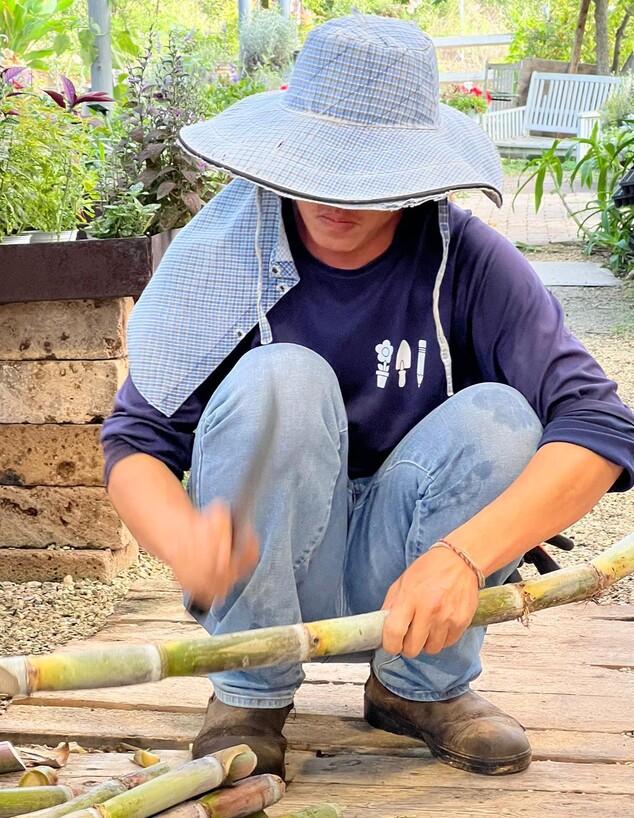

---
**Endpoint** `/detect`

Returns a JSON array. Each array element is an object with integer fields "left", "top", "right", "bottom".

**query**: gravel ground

[
  {"left": 0, "top": 552, "right": 174, "bottom": 657},
  {"left": 0, "top": 270, "right": 632, "bottom": 659}
]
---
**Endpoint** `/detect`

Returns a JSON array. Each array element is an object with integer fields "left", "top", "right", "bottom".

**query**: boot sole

[{"left": 364, "top": 700, "right": 532, "bottom": 776}]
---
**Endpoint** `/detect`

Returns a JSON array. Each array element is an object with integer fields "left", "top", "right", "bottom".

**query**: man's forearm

[
  {"left": 107, "top": 453, "right": 194, "bottom": 566},
  {"left": 448, "top": 442, "right": 623, "bottom": 577}
]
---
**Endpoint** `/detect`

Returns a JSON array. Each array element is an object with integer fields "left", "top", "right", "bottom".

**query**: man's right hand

[
  {"left": 107, "top": 453, "right": 261, "bottom": 613},
  {"left": 171, "top": 499, "right": 259, "bottom": 611}
]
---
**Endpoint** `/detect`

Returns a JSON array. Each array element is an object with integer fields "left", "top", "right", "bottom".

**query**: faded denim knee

[{"left": 446, "top": 383, "right": 543, "bottom": 477}]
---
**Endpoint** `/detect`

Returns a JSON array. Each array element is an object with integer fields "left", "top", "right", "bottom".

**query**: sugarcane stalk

[
  {"left": 0, "top": 742, "right": 25, "bottom": 774},
  {"left": 58, "top": 747, "right": 256, "bottom": 818},
  {"left": 17, "top": 762, "right": 171, "bottom": 818},
  {"left": 20, "top": 767, "right": 59, "bottom": 787},
  {"left": 130, "top": 750, "right": 161, "bottom": 769},
  {"left": 159, "top": 774, "right": 285, "bottom": 818},
  {"left": 0, "top": 786, "right": 73, "bottom": 818},
  {"left": 2, "top": 532, "right": 633, "bottom": 697}
]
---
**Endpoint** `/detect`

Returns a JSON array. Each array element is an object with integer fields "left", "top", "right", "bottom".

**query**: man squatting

[{"left": 101, "top": 15, "right": 634, "bottom": 779}]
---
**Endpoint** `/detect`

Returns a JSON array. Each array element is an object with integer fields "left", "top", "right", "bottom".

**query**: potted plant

[
  {"left": 0, "top": 68, "right": 110, "bottom": 244},
  {"left": 0, "top": 73, "right": 164, "bottom": 301},
  {"left": 0, "top": 30, "right": 268, "bottom": 303},
  {"left": 441, "top": 84, "right": 492, "bottom": 120},
  {"left": 0, "top": 34, "right": 215, "bottom": 302}
]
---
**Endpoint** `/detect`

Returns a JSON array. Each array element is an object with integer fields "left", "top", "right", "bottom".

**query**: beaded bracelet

[{"left": 429, "top": 538, "right": 486, "bottom": 589}]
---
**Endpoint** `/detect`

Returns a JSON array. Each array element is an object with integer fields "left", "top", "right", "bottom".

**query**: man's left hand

[{"left": 381, "top": 547, "right": 480, "bottom": 657}]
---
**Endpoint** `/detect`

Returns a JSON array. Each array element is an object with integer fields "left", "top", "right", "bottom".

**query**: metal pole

[
  {"left": 280, "top": 0, "right": 291, "bottom": 17},
  {"left": 87, "top": 0, "right": 113, "bottom": 96},
  {"left": 238, "top": 0, "right": 250, "bottom": 27}
]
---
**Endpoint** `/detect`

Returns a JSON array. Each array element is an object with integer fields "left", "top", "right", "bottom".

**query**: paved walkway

[{"left": 460, "top": 175, "right": 595, "bottom": 246}]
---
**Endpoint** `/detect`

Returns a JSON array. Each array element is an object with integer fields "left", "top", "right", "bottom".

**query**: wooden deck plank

[
  {"left": 2, "top": 705, "right": 634, "bottom": 764},
  {"left": 2, "top": 751, "right": 633, "bottom": 818},
  {"left": 0, "top": 751, "right": 190, "bottom": 786},
  {"left": 13, "top": 673, "right": 634, "bottom": 733},
  {"left": 67, "top": 602, "right": 634, "bottom": 671},
  {"left": 110, "top": 585, "right": 634, "bottom": 626},
  {"left": 1, "top": 748, "right": 631, "bottom": 818},
  {"left": 269, "top": 786, "right": 633, "bottom": 818},
  {"left": 79, "top": 613, "right": 634, "bottom": 645},
  {"left": 2, "top": 749, "right": 634, "bottom": 799},
  {"left": 286, "top": 753, "right": 634, "bottom": 794}
]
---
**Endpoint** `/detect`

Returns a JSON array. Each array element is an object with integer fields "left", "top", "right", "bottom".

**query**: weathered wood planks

[{"left": 2, "top": 578, "right": 634, "bottom": 818}]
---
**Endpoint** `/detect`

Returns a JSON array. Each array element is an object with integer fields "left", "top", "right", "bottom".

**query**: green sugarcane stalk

[
  {"left": 1, "top": 532, "right": 633, "bottom": 697},
  {"left": 19, "top": 767, "right": 59, "bottom": 787},
  {"left": 17, "top": 762, "right": 171, "bottom": 818},
  {"left": 58, "top": 747, "right": 256, "bottom": 818},
  {"left": 160, "top": 774, "right": 285, "bottom": 818},
  {"left": 0, "top": 786, "right": 74, "bottom": 818}
]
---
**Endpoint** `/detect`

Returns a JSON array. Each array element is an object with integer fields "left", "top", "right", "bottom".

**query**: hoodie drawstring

[
  {"left": 432, "top": 199, "right": 454, "bottom": 397},
  {"left": 255, "top": 186, "right": 273, "bottom": 344}
]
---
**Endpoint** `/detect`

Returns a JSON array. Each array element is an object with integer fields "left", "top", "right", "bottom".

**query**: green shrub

[
  {"left": 203, "top": 72, "right": 268, "bottom": 117},
  {"left": 516, "top": 123, "right": 634, "bottom": 277},
  {"left": 0, "top": 93, "right": 99, "bottom": 237},
  {"left": 86, "top": 182, "right": 160, "bottom": 238},
  {"left": 97, "top": 31, "right": 224, "bottom": 235},
  {"left": 239, "top": 10, "right": 299, "bottom": 73},
  {"left": 601, "top": 74, "right": 634, "bottom": 128}
]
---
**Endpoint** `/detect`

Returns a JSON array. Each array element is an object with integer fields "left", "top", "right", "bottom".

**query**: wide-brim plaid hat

[{"left": 179, "top": 14, "right": 504, "bottom": 209}]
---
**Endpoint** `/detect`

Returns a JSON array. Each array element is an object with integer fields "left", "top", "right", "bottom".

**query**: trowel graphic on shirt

[{"left": 396, "top": 340, "right": 411, "bottom": 387}]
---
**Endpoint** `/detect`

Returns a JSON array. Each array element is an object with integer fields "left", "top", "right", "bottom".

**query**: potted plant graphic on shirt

[{"left": 375, "top": 339, "right": 394, "bottom": 388}]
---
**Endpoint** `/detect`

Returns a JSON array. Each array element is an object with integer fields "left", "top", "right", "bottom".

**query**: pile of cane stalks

[{"left": 0, "top": 741, "right": 338, "bottom": 818}]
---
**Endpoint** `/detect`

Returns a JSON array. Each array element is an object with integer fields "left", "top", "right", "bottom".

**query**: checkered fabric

[
  {"left": 128, "top": 179, "right": 300, "bottom": 415},
  {"left": 128, "top": 179, "right": 458, "bottom": 415},
  {"left": 179, "top": 13, "right": 504, "bottom": 208}
]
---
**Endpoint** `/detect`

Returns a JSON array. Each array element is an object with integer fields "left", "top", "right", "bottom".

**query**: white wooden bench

[
  {"left": 481, "top": 72, "right": 621, "bottom": 159},
  {"left": 483, "top": 61, "right": 521, "bottom": 112}
]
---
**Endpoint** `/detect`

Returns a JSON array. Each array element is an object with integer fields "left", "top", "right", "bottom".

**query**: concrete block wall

[{"left": 0, "top": 298, "right": 138, "bottom": 582}]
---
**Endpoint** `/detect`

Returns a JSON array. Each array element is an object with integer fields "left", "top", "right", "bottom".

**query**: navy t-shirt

[
  {"left": 102, "top": 201, "right": 634, "bottom": 487},
  {"left": 267, "top": 201, "right": 448, "bottom": 476}
]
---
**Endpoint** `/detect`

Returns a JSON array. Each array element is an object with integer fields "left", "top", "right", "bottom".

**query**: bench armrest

[{"left": 481, "top": 105, "right": 526, "bottom": 142}]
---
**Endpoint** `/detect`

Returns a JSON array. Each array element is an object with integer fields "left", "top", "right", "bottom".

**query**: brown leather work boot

[
  {"left": 192, "top": 695, "right": 293, "bottom": 779},
  {"left": 364, "top": 671, "right": 531, "bottom": 775}
]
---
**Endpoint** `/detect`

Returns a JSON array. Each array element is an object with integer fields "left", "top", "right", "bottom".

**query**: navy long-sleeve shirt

[{"left": 102, "top": 201, "right": 634, "bottom": 489}]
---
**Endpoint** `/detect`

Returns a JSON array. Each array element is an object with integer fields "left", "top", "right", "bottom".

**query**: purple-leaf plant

[
  {"left": 0, "top": 66, "right": 29, "bottom": 117},
  {"left": 44, "top": 75, "right": 113, "bottom": 111}
]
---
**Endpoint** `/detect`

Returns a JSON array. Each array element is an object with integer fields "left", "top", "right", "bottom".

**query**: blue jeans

[{"left": 188, "top": 344, "right": 542, "bottom": 708}]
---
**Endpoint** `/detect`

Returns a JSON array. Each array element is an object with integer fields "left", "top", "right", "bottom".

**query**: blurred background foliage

[
  {"left": 3, "top": 0, "right": 634, "bottom": 243},
  {"left": 4, "top": 0, "right": 634, "bottom": 87}
]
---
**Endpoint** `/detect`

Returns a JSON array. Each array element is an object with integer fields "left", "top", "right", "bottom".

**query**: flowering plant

[{"left": 441, "top": 84, "right": 492, "bottom": 116}]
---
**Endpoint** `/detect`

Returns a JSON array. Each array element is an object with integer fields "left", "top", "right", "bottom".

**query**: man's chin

[{"left": 314, "top": 233, "right": 363, "bottom": 255}]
